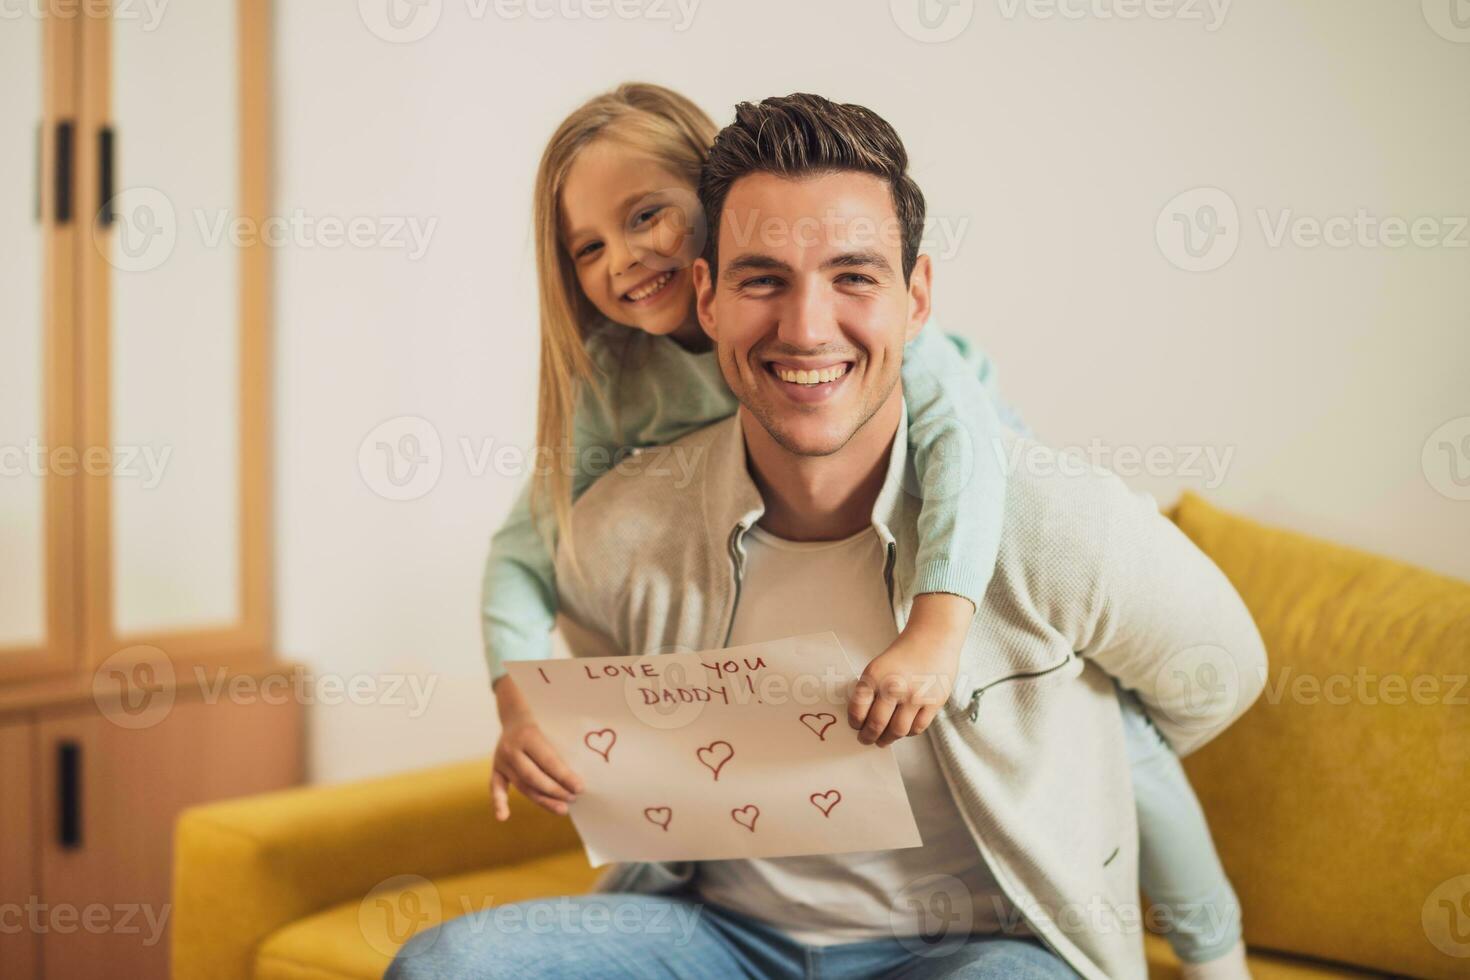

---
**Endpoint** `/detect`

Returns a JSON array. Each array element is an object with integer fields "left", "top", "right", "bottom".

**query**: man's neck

[{"left": 740, "top": 388, "right": 903, "bottom": 542}]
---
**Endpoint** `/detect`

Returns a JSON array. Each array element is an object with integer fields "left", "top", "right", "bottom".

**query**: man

[{"left": 388, "top": 93, "right": 1265, "bottom": 980}]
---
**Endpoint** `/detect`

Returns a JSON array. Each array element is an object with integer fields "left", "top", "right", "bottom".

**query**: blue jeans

[{"left": 383, "top": 890, "right": 1079, "bottom": 979}]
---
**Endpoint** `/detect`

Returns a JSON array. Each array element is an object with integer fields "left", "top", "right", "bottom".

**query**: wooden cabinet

[
  {"left": 1, "top": 4, "right": 297, "bottom": 978},
  {"left": 0, "top": 721, "right": 41, "bottom": 976},
  {"left": 0, "top": 689, "right": 301, "bottom": 979},
  {"left": 3, "top": 1, "right": 272, "bottom": 676}
]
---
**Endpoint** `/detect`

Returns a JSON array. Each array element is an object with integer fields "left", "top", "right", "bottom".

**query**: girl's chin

[{"left": 616, "top": 302, "right": 695, "bottom": 338}]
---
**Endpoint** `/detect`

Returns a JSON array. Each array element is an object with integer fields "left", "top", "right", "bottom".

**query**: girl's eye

[
  {"left": 631, "top": 205, "right": 664, "bottom": 228},
  {"left": 576, "top": 241, "right": 602, "bottom": 260}
]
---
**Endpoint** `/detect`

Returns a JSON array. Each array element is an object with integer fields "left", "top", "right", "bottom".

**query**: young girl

[{"left": 482, "top": 82, "right": 1248, "bottom": 979}]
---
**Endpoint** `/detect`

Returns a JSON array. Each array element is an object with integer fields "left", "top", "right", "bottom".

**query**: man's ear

[
  {"left": 904, "top": 253, "right": 933, "bottom": 343},
  {"left": 693, "top": 257, "right": 718, "bottom": 342}
]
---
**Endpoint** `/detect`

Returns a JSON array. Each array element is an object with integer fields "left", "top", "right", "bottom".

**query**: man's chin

[{"left": 757, "top": 415, "right": 858, "bottom": 458}]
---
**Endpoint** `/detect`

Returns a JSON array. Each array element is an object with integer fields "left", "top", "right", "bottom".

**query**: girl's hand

[
  {"left": 490, "top": 674, "right": 585, "bottom": 820},
  {"left": 848, "top": 593, "right": 970, "bottom": 747}
]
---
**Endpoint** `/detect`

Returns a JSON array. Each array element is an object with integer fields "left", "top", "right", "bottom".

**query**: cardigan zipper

[
  {"left": 965, "top": 656, "right": 1075, "bottom": 722},
  {"left": 870, "top": 528, "right": 1093, "bottom": 975},
  {"left": 720, "top": 523, "right": 747, "bottom": 647}
]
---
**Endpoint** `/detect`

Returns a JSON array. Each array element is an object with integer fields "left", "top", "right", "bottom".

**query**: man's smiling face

[{"left": 693, "top": 170, "right": 931, "bottom": 457}]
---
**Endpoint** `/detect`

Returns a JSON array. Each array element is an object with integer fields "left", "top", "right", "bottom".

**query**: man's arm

[{"left": 1074, "top": 474, "right": 1268, "bottom": 758}]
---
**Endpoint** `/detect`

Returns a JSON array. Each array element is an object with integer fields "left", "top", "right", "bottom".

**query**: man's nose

[{"left": 777, "top": 283, "right": 838, "bottom": 351}]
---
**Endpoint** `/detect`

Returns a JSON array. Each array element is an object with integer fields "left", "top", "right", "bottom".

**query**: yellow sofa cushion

[
  {"left": 173, "top": 758, "right": 581, "bottom": 980},
  {"left": 1169, "top": 491, "right": 1470, "bottom": 978},
  {"left": 1143, "top": 934, "right": 1382, "bottom": 978},
  {"left": 247, "top": 846, "right": 1374, "bottom": 980},
  {"left": 256, "top": 851, "right": 601, "bottom": 980}
]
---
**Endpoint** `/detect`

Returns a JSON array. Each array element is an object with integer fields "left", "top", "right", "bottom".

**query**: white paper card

[{"left": 505, "top": 631, "right": 923, "bottom": 867}]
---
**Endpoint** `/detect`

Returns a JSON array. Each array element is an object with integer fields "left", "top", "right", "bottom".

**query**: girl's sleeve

[
  {"left": 479, "top": 377, "right": 620, "bottom": 685},
  {"left": 900, "top": 323, "right": 1012, "bottom": 608}
]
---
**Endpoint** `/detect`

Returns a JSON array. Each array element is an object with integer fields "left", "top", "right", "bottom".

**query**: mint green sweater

[{"left": 480, "top": 318, "right": 1013, "bottom": 682}]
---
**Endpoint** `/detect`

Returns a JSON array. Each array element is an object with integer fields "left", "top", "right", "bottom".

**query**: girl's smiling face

[{"left": 560, "top": 139, "right": 706, "bottom": 347}]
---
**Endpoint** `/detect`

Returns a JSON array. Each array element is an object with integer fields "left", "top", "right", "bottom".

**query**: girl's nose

[{"left": 605, "top": 233, "right": 640, "bottom": 282}]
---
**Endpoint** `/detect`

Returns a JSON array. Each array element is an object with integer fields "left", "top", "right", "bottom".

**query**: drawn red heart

[
  {"left": 800, "top": 713, "right": 837, "bottom": 741},
  {"left": 696, "top": 740, "right": 734, "bottom": 780},
  {"left": 644, "top": 806, "right": 672, "bottom": 831},
  {"left": 731, "top": 805, "right": 760, "bottom": 832},
  {"left": 810, "top": 789, "right": 842, "bottom": 817},
  {"left": 584, "top": 728, "right": 617, "bottom": 762}
]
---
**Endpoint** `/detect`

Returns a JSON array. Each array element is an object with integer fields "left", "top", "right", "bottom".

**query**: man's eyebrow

[
  {"left": 822, "top": 250, "right": 894, "bottom": 275},
  {"left": 722, "top": 253, "right": 795, "bottom": 279},
  {"left": 721, "top": 250, "right": 895, "bottom": 280}
]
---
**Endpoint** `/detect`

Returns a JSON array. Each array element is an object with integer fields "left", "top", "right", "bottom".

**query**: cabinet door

[
  {"left": 78, "top": 0, "right": 272, "bottom": 667},
  {"left": 0, "top": 0, "right": 80, "bottom": 683},
  {"left": 0, "top": 719, "right": 39, "bottom": 978},
  {"left": 35, "top": 692, "right": 302, "bottom": 979}
]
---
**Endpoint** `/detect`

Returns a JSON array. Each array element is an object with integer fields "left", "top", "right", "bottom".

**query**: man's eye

[
  {"left": 837, "top": 273, "right": 876, "bottom": 285},
  {"left": 742, "top": 276, "right": 781, "bottom": 289}
]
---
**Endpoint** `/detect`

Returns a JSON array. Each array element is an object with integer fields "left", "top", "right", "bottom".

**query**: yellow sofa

[{"left": 172, "top": 492, "right": 1470, "bottom": 979}]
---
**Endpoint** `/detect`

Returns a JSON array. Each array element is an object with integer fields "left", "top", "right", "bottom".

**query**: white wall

[{"left": 274, "top": 0, "right": 1470, "bottom": 784}]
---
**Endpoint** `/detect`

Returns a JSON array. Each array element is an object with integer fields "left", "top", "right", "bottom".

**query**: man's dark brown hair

[{"left": 697, "top": 93, "right": 927, "bottom": 283}]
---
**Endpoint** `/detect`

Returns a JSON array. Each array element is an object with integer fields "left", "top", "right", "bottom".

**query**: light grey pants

[{"left": 1116, "top": 682, "right": 1244, "bottom": 963}]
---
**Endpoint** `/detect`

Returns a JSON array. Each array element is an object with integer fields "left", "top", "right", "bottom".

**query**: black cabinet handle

[
  {"left": 58, "top": 740, "right": 82, "bottom": 850},
  {"left": 55, "top": 119, "right": 74, "bottom": 225},
  {"left": 34, "top": 122, "right": 42, "bottom": 223},
  {"left": 98, "top": 126, "right": 115, "bottom": 226}
]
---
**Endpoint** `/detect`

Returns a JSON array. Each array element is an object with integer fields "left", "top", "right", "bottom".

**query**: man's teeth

[
  {"left": 774, "top": 364, "right": 849, "bottom": 385},
  {"left": 625, "top": 271, "right": 674, "bottom": 302}
]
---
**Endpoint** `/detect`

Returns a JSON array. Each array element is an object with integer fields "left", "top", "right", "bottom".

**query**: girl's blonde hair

[{"left": 530, "top": 82, "right": 717, "bottom": 555}]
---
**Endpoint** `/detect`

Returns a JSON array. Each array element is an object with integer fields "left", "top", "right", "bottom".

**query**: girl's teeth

[
  {"left": 626, "top": 271, "right": 673, "bottom": 302},
  {"left": 775, "top": 364, "right": 849, "bottom": 385}
]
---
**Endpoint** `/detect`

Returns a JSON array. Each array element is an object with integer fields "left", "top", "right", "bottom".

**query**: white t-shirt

[{"left": 694, "top": 524, "right": 1028, "bottom": 946}]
